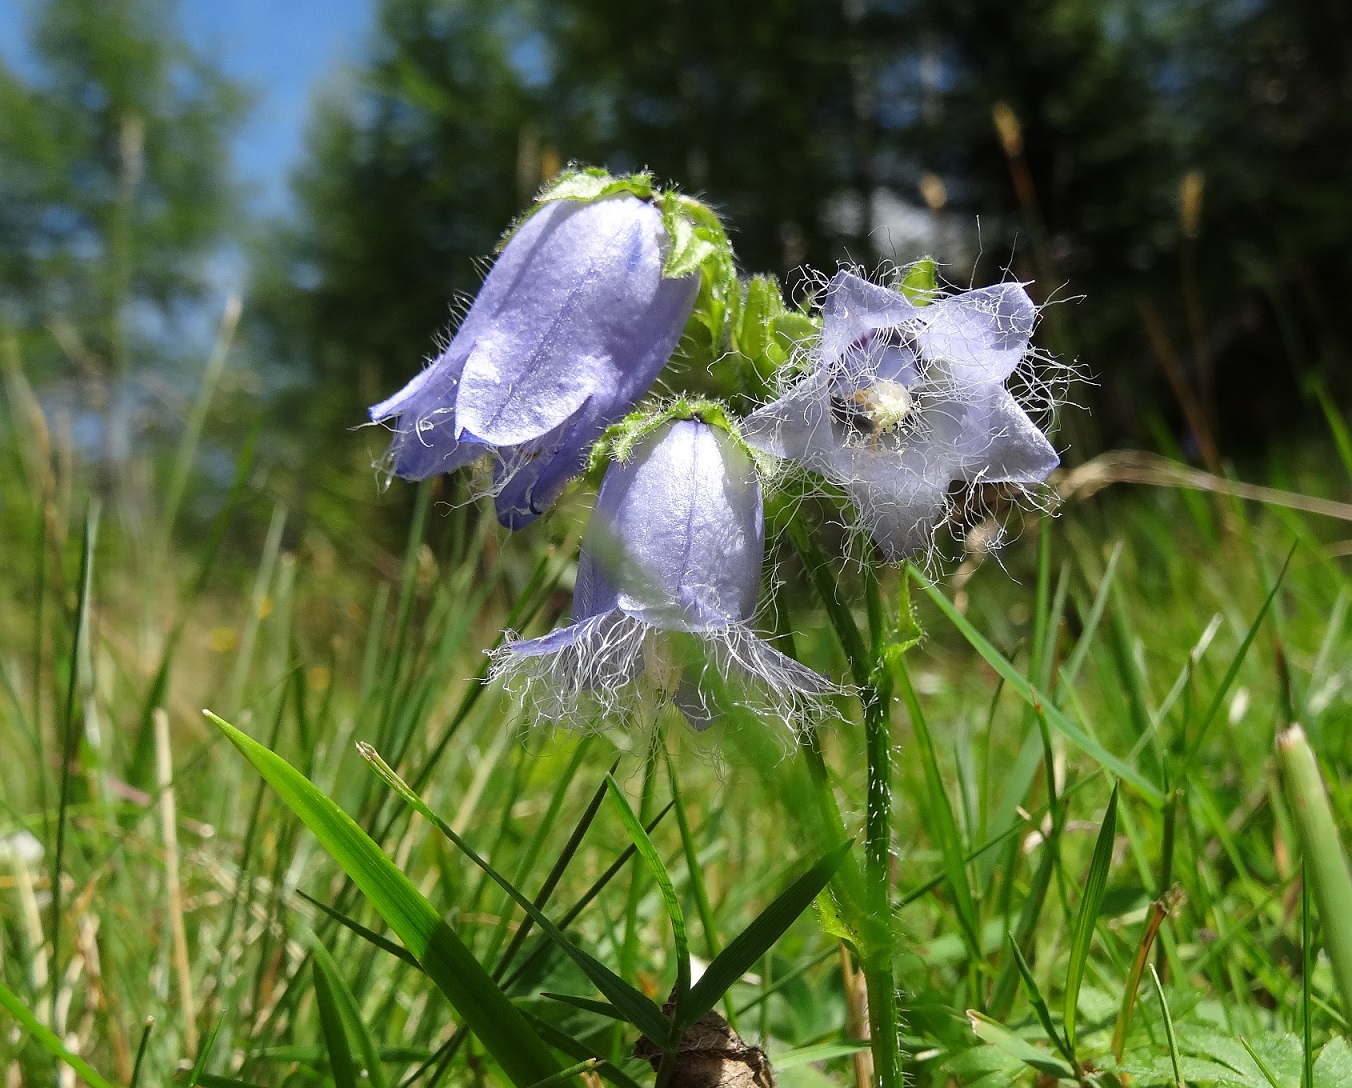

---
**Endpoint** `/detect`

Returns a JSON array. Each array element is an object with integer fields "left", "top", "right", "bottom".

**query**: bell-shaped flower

[
  {"left": 491, "top": 417, "right": 835, "bottom": 732},
  {"left": 369, "top": 193, "right": 700, "bottom": 528},
  {"left": 743, "top": 270, "right": 1059, "bottom": 559}
]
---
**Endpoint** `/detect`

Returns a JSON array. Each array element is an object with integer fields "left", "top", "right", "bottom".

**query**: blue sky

[{"left": 0, "top": 0, "right": 376, "bottom": 213}]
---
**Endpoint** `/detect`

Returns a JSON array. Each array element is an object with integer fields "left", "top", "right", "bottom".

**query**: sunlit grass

[{"left": 2, "top": 346, "right": 1352, "bottom": 1088}]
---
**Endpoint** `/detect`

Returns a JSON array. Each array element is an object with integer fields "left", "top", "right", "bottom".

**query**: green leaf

[
  {"left": 299, "top": 890, "right": 421, "bottom": 970},
  {"left": 1315, "top": 1038, "right": 1352, "bottom": 1088},
  {"left": 911, "top": 569, "right": 1163, "bottom": 803},
  {"left": 542, "top": 992, "right": 629, "bottom": 1021},
  {"left": 0, "top": 979, "right": 120, "bottom": 1088},
  {"left": 773, "top": 1042, "right": 872, "bottom": 1070},
  {"left": 1064, "top": 783, "right": 1118, "bottom": 1052},
  {"left": 605, "top": 773, "right": 691, "bottom": 1010},
  {"left": 1008, "top": 937, "right": 1073, "bottom": 1063},
  {"left": 204, "top": 712, "right": 568, "bottom": 1088},
  {"left": 967, "top": 1010, "right": 1076, "bottom": 1081},
  {"left": 356, "top": 742, "right": 672, "bottom": 1047},
  {"left": 682, "top": 839, "right": 852, "bottom": 1029},
  {"left": 312, "top": 939, "right": 389, "bottom": 1088},
  {"left": 313, "top": 959, "right": 359, "bottom": 1088},
  {"left": 896, "top": 661, "right": 982, "bottom": 960}
]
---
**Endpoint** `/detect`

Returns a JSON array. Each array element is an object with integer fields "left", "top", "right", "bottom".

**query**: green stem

[{"left": 861, "top": 681, "right": 902, "bottom": 1088}]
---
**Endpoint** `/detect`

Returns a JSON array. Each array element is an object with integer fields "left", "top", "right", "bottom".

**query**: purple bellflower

[
  {"left": 491, "top": 418, "right": 834, "bottom": 732},
  {"left": 368, "top": 194, "right": 700, "bottom": 528},
  {"left": 743, "top": 270, "right": 1059, "bottom": 559}
]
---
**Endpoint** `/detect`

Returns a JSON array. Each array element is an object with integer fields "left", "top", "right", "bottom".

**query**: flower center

[{"left": 830, "top": 378, "right": 917, "bottom": 449}]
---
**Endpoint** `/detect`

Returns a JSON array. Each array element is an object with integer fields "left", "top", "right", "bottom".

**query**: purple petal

[
  {"left": 917, "top": 283, "right": 1036, "bottom": 386},
  {"left": 820, "top": 271, "right": 920, "bottom": 367},
  {"left": 956, "top": 387, "right": 1060, "bottom": 484},
  {"left": 581, "top": 419, "right": 764, "bottom": 632},
  {"left": 455, "top": 195, "right": 697, "bottom": 447},
  {"left": 742, "top": 369, "right": 833, "bottom": 462}
]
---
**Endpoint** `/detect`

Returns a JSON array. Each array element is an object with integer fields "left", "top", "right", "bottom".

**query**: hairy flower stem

[{"left": 861, "top": 681, "right": 902, "bottom": 1088}]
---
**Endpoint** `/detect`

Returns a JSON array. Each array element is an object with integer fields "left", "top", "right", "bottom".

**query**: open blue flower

[
  {"left": 491, "top": 418, "right": 834, "bottom": 732},
  {"left": 743, "top": 271, "right": 1059, "bottom": 559},
  {"left": 369, "top": 194, "right": 699, "bottom": 528}
]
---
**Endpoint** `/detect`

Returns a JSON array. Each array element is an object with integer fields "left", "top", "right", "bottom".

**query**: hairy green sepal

[{"left": 586, "top": 396, "right": 773, "bottom": 481}]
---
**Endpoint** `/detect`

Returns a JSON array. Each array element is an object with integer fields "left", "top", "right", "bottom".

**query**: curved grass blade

[
  {"left": 967, "top": 1010, "right": 1075, "bottom": 1081},
  {"left": 1187, "top": 544, "right": 1294, "bottom": 755},
  {"left": 314, "top": 959, "right": 359, "bottom": 1088},
  {"left": 542, "top": 993, "right": 628, "bottom": 1020},
  {"left": 1064, "top": 783, "right": 1119, "bottom": 1054},
  {"left": 205, "top": 712, "right": 569, "bottom": 1088},
  {"left": 357, "top": 742, "right": 671, "bottom": 1047},
  {"left": 683, "top": 839, "right": 852, "bottom": 1029},
  {"left": 1008, "top": 937, "right": 1073, "bottom": 1063},
  {"left": 0, "top": 979, "right": 119, "bottom": 1088},
  {"left": 911, "top": 568, "right": 1161, "bottom": 803},
  {"left": 298, "top": 890, "right": 421, "bottom": 970},
  {"left": 604, "top": 772, "right": 690, "bottom": 1012},
  {"left": 313, "top": 939, "right": 389, "bottom": 1088}
]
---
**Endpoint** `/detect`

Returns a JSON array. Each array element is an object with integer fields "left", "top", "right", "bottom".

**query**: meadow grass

[{"left": 3, "top": 344, "right": 1352, "bottom": 1088}]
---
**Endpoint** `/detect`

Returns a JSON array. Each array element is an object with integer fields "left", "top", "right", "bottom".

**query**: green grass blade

[
  {"left": 314, "top": 958, "right": 359, "bottom": 1088},
  {"left": 773, "top": 1042, "right": 872, "bottom": 1070},
  {"left": 357, "top": 742, "right": 672, "bottom": 1047},
  {"left": 50, "top": 500, "right": 98, "bottom": 1023},
  {"left": 966, "top": 1010, "right": 1076, "bottom": 1080},
  {"left": 683, "top": 839, "right": 852, "bottom": 1028},
  {"left": 912, "top": 567, "right": 1162, "bottom": 803},
  {"left": 1064, "top": 782, "right": 1119, "bottom": 1053},
  {"left": 542, "top": 993, "right": 628, "bottom": 1020},
  {"left": 896, "top": 660, "right": 983, "bottom": 960},
  {"left": 1187, "top": 543, "right": 1294, "bottom": 755},
  {"left": 1008, "top": 937, "right": 1073, "bottom": 1063},
  {"left": 0, "top": 979, "right": 119, "bottom": 1088},
  {"left": 298, "top": 890, "right": 421, "bottom": 970},
  {"left": 1148, "top": 966, "right": 1185, "bottom": 1088},
  {"left": 205, "top": 711, "right": 568, "bottom": 1088},
  {"left": 313, "top": 940, "right": 389, "bottom": 1088},
  {"left": 604, "top": 772, "right": 691, "bottom": 1010},
  {"left": 130, "top": 1016, "right": 155, "bottom": 1088}
]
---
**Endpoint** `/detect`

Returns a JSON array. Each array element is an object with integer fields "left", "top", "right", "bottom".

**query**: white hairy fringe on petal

[{"left": 489, "top": 611, "right": 844, "bottom": 738}]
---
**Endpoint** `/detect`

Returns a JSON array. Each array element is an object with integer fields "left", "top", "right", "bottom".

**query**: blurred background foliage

[{"left": 2, "top": 0, "right": 1351, "bottom": 511}]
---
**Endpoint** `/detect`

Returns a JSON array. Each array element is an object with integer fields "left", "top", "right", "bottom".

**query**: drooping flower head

[
  {"left": 369, "top": 186, "right": 700, "bottom": 528},
  {"left": 743, "top": 270, "right": 1059, "bottom": 560},
  {"left": 491, "top": 416, "right": 835, "bottom": 733}
]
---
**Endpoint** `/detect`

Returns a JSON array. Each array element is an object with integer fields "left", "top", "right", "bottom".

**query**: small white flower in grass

[
  {"left": 490, "top": 417, "right": 837, "bottom": 734},
  {"left": 743, "top": 269, "right": 1061, "bottom": 560}
]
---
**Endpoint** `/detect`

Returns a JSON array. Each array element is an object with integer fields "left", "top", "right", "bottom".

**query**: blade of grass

[
  {"left": 1008, "top": 937, "right": 1073, "bottom": 1063},
  {"left": 0, "top": 979, "right": 119, "bottom": 1088},
  {"left": 357, "top": 742, "right": 671, "bottom": 1047},
  {"left": 912, "top": 568, "right": 1161, "bottom": 803},
  {"left": 314, "top": 958, "right": 359, "bottom": 1088},
  {"left": 1064, "top": 783, "right": 1119, "bottom": 1054},
  {"left": 605, "top": 771, "right": 690, "bottom": 1018},
  {"left": 205, "top": 711, "right": 569, "bottom": 1088},
  {"left": 896, "top": 659, "right": 982, "bottom": 961},
  {"left": 683, "top": 839, "right": 852, "bottom": 1028},
  {"left": 1186, "top": 544, "right": 1295, "bottom": 755},
  {"left": 966, "top": 1010, "right": 1075, "bottom": 1080},
  {"left": 312, "top": 940, "right": 389, "bottom": 1088},
  {"left": 50, "top": 500, "right": 98, "bottom": 1025},
  {"left": 1148, "top": 966, "right": 1185, "bottom": 1088}
]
